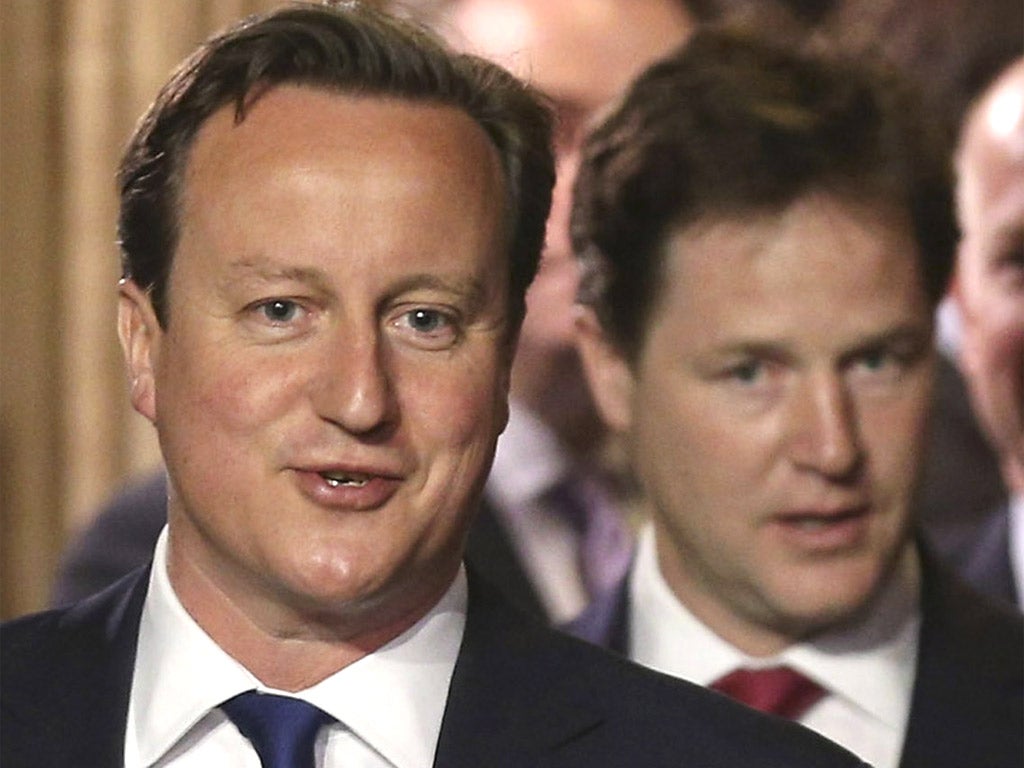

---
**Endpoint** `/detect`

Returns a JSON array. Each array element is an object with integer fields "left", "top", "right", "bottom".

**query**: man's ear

[
  {"left": 117, "top": 279, "right": 161, "bottom": 424},
  {"left": 574, "top": 305, "right": 635, "bottom": 432},
  {"left": 948, "top": 247, "right": 974, "bottom": 367}
]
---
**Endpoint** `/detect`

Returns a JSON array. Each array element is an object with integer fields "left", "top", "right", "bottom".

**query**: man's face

[
  {"left": 580, "top": 193, "right": 935, "bottom": 654},
  {"left": 120, "top": 86, "right": 512, "bottom": 634},
  {"left": 447, "top": 0, "right": 693, "bottom": 438},
  {"left": 956, "top": 94, "right": 1024, "bottom": 492}
]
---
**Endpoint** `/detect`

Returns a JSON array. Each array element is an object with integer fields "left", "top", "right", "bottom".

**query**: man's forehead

[
  {"left": 660, "top": 194, "right": 927, "bottom": 295},
  {"left": 180, "top": 86, "right": 502, "bottom": 203}
]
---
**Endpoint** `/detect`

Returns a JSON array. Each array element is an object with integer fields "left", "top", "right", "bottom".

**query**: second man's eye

[
  {"left": 731, "top": 360, "right": 763, "bottom": 384},
  {"left": 859, "top": 349, "right": 890, "bottom": 371}
]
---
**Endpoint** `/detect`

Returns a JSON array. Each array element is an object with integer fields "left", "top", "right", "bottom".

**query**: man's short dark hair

[
  {"left": 118, "top": 0, "right": 554, "bottom": 331},
  {"left": 571, "top": 26, "right": 957, "bottom": 357}
]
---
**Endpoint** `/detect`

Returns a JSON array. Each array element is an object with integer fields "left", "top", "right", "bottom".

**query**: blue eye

[
  {"left": 260, "top": 300, "right": 298, "bottom": 323},
  {"left": 407, "top": 308, "right": 446, "bottom": 333},
  {"left": 391, "top": 306, "right": 459, "bottom": 350}
]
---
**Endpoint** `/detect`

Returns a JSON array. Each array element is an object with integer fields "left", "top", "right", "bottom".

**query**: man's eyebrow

[
  {"left": 709, "top": 339, "right": 795, "bottom": 364},
  {"left": 840, "top": 324, "right": 934, "bottom": 358},
  {"left": 706, "top": 322, "right": 933, "bottom": 360},
  {"left": 220, "top": 258, "right": 332, "bottom": 292},
  {"left": 384, "top": 272, "right": 494, "bottom": 311}
]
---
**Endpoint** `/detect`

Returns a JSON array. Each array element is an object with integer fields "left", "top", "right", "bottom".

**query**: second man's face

[
  {"left": 582, "top": 192, "right": 936, "bottom": 654},
  {"left": 120, "top": 86, "right": 513, "bottom": 636}
]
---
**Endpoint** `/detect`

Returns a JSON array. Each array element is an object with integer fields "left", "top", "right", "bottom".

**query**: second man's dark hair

[{"left": 571, "top": 26, "right": 957, "bottom": 357}]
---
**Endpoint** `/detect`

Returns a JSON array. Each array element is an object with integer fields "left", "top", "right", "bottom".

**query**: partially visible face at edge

[
  {"left": 577, "top": 192, "right": 936, "bottom": 655},
  {"left": 444, "top": 0, "right": 694, "bottom": 450},
  {"left": 118, "top": 86, "right": 514, "bottom": 641},
  {"left": 955, "top": 68, "right": 1024, "bottom": 493}
]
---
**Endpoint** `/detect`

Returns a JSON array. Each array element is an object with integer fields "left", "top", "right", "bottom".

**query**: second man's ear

[{"left": 573, "top": 305, "right": 636, "bottom": 433}]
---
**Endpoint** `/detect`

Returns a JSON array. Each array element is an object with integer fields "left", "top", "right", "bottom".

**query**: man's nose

[
  {"left": 785, "top": 372, "right": 863, "bottom": 481},
  {"left": 310, "top": 333, "right": 396, "bottom": 435}
]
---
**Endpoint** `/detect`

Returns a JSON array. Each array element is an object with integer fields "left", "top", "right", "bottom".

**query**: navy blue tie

[{"left": 221, "top": 691, "right": 334, "bottom": 768}]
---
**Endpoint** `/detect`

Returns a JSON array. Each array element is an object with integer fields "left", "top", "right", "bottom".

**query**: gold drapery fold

[{"left": 1, "top": 0, "right": 281, "bottom": 619}]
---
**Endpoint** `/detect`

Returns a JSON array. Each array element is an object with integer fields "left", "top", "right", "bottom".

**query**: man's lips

[
  {"left": 317, "top": 468, "right": 375, "bottom": 488},
  {"left": 774, "top": 505, "right": 870, "bottom": 525},
  {"left": 291, "top": 464, "right": 404, "bottom": 510},
  {"left": 769, "top": 504, "right": 872, "bottom": 550}
]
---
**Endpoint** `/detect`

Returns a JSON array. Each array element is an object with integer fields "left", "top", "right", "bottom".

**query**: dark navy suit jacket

[
  {"left": 1, "top": 568, "right": 866, "bottom": 768},
  {"left": 568, "top": 546, "right": 1024, "bottom": 768}
]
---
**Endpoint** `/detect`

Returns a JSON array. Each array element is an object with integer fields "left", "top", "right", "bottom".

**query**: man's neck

[
  {"left": 166, "top": 540, "right": 455, "bottom": 691},
  {"left": 651, "top": 522, "right": 918, "bottom": 658}
]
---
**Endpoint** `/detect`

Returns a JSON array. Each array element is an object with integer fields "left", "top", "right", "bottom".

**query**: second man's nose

[{"left": 785, "top": 373, "right": 864, "bottom": 481}]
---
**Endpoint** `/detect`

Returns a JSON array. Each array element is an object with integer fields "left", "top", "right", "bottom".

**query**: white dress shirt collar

[
  {"left": 629, "top": 523, "right": 919, "bottom": 763},
  {"left": 126, "top": 527, "right": 466, "bottom": 768}
]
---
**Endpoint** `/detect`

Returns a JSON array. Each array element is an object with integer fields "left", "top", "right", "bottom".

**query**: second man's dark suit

[
  {"left": 568, "top": 545, "right": 1024, "bottom": 768},
  {"left": 2, "top": 567, "right": 866, "bottom": 768}
]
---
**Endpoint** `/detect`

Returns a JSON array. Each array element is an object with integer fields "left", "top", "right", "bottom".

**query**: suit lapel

[
  {"left": 898, "top": 549, "right": 1024, "bottom": 768},
  {"left": 434, "top": 571, "right": 606, "bottom": 767},
  {"left": 49, "top": 568, "right": 149, "bottom": 765}
]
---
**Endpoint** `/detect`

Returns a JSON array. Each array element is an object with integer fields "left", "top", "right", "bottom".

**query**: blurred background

[{"left": 1, "top": 1, "right": 286, "bottom": 619}]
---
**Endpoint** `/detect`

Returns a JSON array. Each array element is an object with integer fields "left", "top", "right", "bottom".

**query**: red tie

[{"left": 711, "top": 666, "right": 826, "bottom": 719}]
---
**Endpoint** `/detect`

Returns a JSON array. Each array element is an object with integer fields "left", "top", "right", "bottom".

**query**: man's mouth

[
  {"left": 319, "top": 470, "right": 371, "bottom": 488},
  {"left": 784, "top": 509, "right": 863, "bottom": 530},
  {"left": 770, "top": 505, "right": 872, "bottom": 550}
]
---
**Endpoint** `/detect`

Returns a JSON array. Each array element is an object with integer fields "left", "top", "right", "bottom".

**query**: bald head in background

[
  {"left": 955, "top": 58, "right": 1024, "bottom": 497},
  {"left": 950, "top": 58, "right": 1024, "bottom": 607}
]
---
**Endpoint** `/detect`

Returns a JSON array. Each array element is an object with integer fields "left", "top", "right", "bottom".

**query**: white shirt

[
  {"left": 1010, "top": 493, "right": 1024, "bottom": 607},
  {"left": 629, "top": 524, "right": 920, "bottom": 768},
  {"left": 124, "top": 529, "right": 466, "bottom": 768},
  {"left": 486, "top": 401, "right": 591, "bottom": 621}
]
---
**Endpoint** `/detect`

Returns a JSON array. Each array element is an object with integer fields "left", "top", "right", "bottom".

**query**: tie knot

[
  {"left": 711, "top": 666, "right": 826, "bottom": 720},
  {"left": 221, "top": 691, "right": 334, "bottom": 768}
]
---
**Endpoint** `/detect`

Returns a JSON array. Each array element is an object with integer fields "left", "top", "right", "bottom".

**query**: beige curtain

[{"left": 0, "top": 0, "right": 282, "bottom": 619}]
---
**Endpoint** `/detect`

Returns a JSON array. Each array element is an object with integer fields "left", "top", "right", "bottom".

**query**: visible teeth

[{"left": 321, "top": 472, "right": 369, "bottom": 488}]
